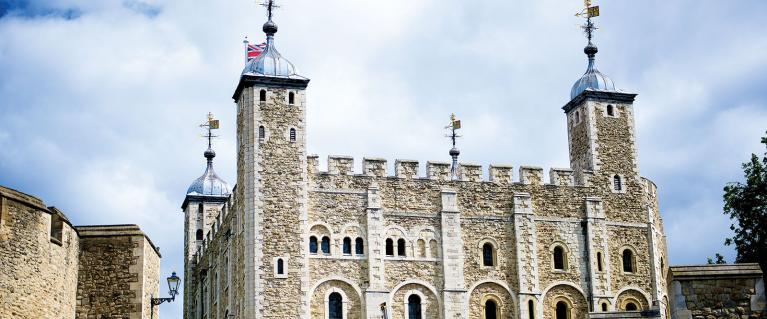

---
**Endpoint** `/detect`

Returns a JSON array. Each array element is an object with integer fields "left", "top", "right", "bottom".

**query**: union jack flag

[{"left": 247, "top": 42, "right": 267, "bottom": 61}]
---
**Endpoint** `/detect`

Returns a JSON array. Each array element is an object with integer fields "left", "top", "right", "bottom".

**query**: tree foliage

[
  {"left": 723, "top": 132, "right": 767, "bottom": 274},
  {"left": 706, "top": 253, "right": 726, "bottom": 264}
]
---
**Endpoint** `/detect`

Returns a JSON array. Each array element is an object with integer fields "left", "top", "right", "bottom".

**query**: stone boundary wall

[
  {"left": 76, "top": 224, "right": 162, "bottom": 319},
  {"left": 0, "top": 185, "right": 80, "bottom": 319},
  {"left": 668, "top": 263, "right": 766, "bottom": 319}
]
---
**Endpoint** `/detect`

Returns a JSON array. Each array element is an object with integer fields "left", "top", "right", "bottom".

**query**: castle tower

[
  {"left": 563, "top": 19, "right": 638, "bottom": 194},
  {"left": 232, "top": 3, "right": 310, "bottom": 317},
  {"left": 181, "top": 118, "right": 232, "bottom": 319}
]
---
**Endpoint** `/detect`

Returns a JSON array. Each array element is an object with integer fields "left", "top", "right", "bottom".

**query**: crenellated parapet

[{"left": 306, "top": 155, "right": 600, "bottom": 187}]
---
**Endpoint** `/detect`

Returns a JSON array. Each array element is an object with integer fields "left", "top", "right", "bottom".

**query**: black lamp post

[{"left": 150, "top": 272, "right": 181, "bottom": 319}]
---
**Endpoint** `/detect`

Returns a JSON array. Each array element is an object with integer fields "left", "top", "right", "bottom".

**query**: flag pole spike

[{"left": 243, "top": 36, "right": 250, "bottom": 65}]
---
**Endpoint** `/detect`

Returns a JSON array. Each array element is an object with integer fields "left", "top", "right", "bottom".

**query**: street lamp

[{"left": 150, "top": 272, "right": 181, "bottom": 319}]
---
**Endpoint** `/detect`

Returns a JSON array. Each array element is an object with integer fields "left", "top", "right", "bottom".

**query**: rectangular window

[{"left": 50, "top": 213, "right": 64, "bottom": 245}]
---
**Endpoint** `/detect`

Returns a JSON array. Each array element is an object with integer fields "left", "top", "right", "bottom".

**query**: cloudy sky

[{"left": 1, "top": 0, "right": 766, "bottom": 317}]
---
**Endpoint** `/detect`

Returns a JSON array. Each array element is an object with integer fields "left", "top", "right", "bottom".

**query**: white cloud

[{"left": 1, "top": 1, "right": 766, "bottom": 316}]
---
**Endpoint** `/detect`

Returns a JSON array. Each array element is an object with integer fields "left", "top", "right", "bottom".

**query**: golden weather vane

[
  {"left": 445, "top": 113, "right": 462, "bottom": 180},
  {"left": 200, "top": 112, "right": 220, "bottom": 149},
  {"left": 575, "top": 0, "right": 600, "bottom": 43}
]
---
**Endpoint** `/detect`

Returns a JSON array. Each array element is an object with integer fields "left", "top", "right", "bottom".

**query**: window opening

[
  {"left": 597, "top": 252, "right": 603, "bottom": 272},
  {"left": 408, "top": 294, "right": 422, "bottom": 319},
  {"left": 485, "top": 299, "right": 497, "bottom": 319},
  {"left": 342, "top": 237, "right": 352, "bottom": 255},
  {"left": 290, "top": 128, "right": 296, "bottom": 142},
  {"left": 623, "top": 249, "right": 634, "bottom": 272},
  {"left": 625, "top": 302, "right": 638, "bottom": 311},
  {"left": 355, "top": 237, "right": 364, "bottom": 255},
  {"left": 528, "top": 300, "right": 535, "bottom": 319},
  {"left": 482, "top": 243, "right": 494, "bottom": 266},
  {"left": 607, "top": 104, "right": 614, "bottom": 116},
  {"left": 328, "top": 292, "right": 343, "bottom": 319},
  {"left": 259, "top": 89, "right": 266, "bottom": 101},
  {"left": 288, "top": 92, "right": 295, "bottom": 105},
  {"left": 196, "top": 229, "right": 204, "bottom": 241},
  {"left": 276, "top": 258, "right": 284, "bottom": 274},
  {"left": 397, "top": 238, "right": 406, "bottom": 256},
  {"left": 556, "top": 301, "right": 569, "bottom": 319},
  {"left": 553, "top": 246, "right": 566, "bottom": 270},
  {"left": 321, "top": 236, "right": 331, "bottom": 254},
  {"left": 385, "top": 238, "right": 394, "bottom": 256},
  {"left": 309, "top": 236, "right": 318, "bottom": 254},
  {"left": 613, "top": 175, "right": 622, "bottom": 191}
]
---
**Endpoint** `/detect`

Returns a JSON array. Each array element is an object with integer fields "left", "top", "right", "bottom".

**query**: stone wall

[
  {"left": 76, "top": 225, "right": 162, "bottom": 319},
  {"left": 668, "top": 264, "right": 766, "bottom": 319},
  {"left": 0, "top": 186, "right": 80, "bottom": 319},
  {"left": 0, "top": 185, "right": 162, "bottom": 319}
]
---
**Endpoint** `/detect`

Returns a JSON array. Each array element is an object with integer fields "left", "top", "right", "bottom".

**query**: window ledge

[{"left": 50, "top": 237, "right": 62, "bottom": 246}]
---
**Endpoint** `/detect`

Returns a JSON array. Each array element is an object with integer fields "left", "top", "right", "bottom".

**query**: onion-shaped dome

[
  {"left": 570, "top": 43, "right": 616, "bottom": 99},
  {"left": 242, "top": 20, "right": 302, "bottom": 78},
  {"left": 186, "top": 148, "right": 231, "bottom": 197}
]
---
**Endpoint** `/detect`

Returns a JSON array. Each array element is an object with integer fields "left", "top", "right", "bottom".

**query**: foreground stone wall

[
  {"left": 76, "top": 225, "right": 162, "bottom": 319},
  {"left": 668, "top": 264, "right": 766, "bottom": 319},
  {"left": 0, "top": 186, "right": 80, "bottom": 319}
]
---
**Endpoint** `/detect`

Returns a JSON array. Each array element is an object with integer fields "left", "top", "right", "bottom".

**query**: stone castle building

[
  {"left": 0, "top": 185, "right": 162, "bottom": 319},
  {"left": 180, "top": 8, "right": 674, "bottom": 319}
]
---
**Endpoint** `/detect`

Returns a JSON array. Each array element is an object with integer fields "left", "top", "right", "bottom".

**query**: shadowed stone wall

[{"left": 669, "top": 264, "right": 766, "bottom": 319}]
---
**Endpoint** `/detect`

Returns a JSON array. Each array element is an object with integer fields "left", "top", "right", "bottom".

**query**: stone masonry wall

[
  {"left": 76, "top": 225, "right": 161, "bottom": 319},
  {"left": 0, "top": 186, "right": 80, "bottom": 319},
  {"left": 669, "top": 264, "right": 766, "bottom": 319}
]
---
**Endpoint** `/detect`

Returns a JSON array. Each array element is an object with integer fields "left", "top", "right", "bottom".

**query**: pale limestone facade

[
  {"left": 0, "top": 185, "right": 162, "bottom": 319},
  {"left": 181, "top": 57, "right": 672, "bottom": 318}
]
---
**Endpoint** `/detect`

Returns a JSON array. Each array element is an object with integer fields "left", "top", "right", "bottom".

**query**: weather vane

[
  {"left": 200, "top": 112, "right": 220, "bottom": 149},
  {"left": 260, "top": 0, "right": 280, "bottom": 20},
  {"left": 444, "top": 113, "right": 462, "bottom": 180},
  {"left": 575, "top": 0, "right": 600, "bottom": 43}
]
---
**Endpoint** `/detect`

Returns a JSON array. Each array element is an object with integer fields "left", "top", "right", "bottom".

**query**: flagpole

[{"left": 243, "top": 36, "right": 249, "bottom": 65}]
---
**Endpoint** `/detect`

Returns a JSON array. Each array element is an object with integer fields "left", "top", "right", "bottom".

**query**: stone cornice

[{"left": 562, "top": 89, "right": 638, "bottom": 113}]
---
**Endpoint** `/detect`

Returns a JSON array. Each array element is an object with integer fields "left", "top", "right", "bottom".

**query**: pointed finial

[
  {"left": 260, "top": 0, "right": 280, "bottom": 35},
  {"left": 444, "top": 113, "right": 462, "bottom": 180}
]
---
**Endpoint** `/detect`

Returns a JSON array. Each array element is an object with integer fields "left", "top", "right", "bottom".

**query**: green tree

[
  {"left": 723, "top": 131, "right": 767, "bottom": 275},
  {"left": 706, "top": 253, "right": 726, "bottom": 264}
]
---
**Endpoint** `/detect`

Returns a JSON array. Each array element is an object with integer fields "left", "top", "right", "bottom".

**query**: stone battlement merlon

[{"left": 307, "top": 155, "right": 594, "bottom": 187}]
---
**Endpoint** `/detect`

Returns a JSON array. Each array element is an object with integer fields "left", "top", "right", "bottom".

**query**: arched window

[
  {"left": 482, "top": 243, "right": 495, "bottom": 266},
  {"left": 553, "top": 246, "right": 566, "bottom": 270},
  {"left": 321, "top": 236, "right": 331, "bottom": 254},
  {"left": 596, "top": 252, "right": 603, "bottom": 272},
  {"left": 385, "top": 238, "right": 394, "bottom": 256},
  {"left": 259, "top": 89, "right": 266, "bottom": 102},
  {"left": 417, "top": 239, "right": 426, "bottom": 257},
  {"left": 276, "top": 258, "right": 284, "bottom": 274},
  {"left": 613, "top": 175, "right": 622, "bottom": 191},
  {"left": 528, "top": 300, "right": 535, "bottom": 319},
  {"left": 196, "top": 229, "right": 203, "bottom": 241},
  {"left": 408, "top": 294, "right": 422, "bottom": 319},
  {"left": 289, "top": 128, "right": 296, "bottom": 142},
  {"left": 625, "top": 302, "right": 638, "bottom": 311},
  {"left": 575, "top": 111, "right": 581, "bottom": 124},
  {"left": 622, "top": 249, "right": 634, "bottom": 273},
  {"left": 397, "top": 238, "right": 406, "bottom": 256},
  {"left": 485, "top": 299, "right": 497, "bottom": 319},
  {"left": 259, "top": 125, "right": 265, "bottom": 140},
  {"left": 607, "top": 104, "right": 614, "bottom": 116},
  {"left": 288, "top": 92, "right": 295, "bottom": 105},
  {"left": 309, "top": 236, "right": 318, "bottom": 254},
  {"left": 601, "top": 303, "right": 608, "bottom": 311},
  {"left": 556, "top": 301, "right": 569, "bottom": 319},
  {"left": 342, "top": 237, "right": 352, "bottom": 255},
  {"left": 328, "top": 292, "right": 343, "bottom": 319},
  {"left": 355, "top": 237, "right": 364, "bottom": 255},
  {"left": 429, "top": 239, "right": 438, "bottom": 258}
]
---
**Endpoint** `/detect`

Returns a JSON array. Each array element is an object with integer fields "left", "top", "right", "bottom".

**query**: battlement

[{"left": 307, "top": 155, "right": 592, "bottom": 187}]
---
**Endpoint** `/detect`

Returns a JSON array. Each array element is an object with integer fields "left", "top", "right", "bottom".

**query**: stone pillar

[
  {"left": 513, "top": 192, "right": 541, "bottom": 319},
  {"left": 440, "top": 188, "right": 467, "bottom": 318},
  {"left": 585, "top": 196, "right": 609, "bottom": 308},
  {"left": 365, "top": 183, "right": 388, "bottom": 319}
]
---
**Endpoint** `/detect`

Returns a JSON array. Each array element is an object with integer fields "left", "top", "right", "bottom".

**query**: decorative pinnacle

[{"left": 444, "top": 113, "right": 462, "bottom": 180}]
